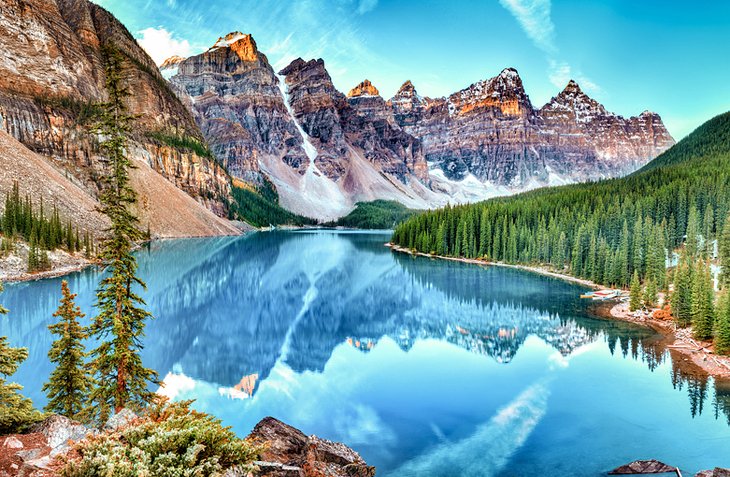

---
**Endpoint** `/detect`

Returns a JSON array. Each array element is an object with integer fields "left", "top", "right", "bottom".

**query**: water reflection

[{"left": 1, "top": 230, "right": 729, "bottom": 475}]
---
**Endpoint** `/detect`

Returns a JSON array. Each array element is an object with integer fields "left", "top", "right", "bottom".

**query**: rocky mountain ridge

[
  {"left": 387, "top": 68, "right": 675, "bottom": 198},
  {"left": 163, "top": 36, "right": 673, "bottom": 216},
  {"left": 167, "top": 34, "right": 437, "bottom": 220},
  {"left": 0, "top": 0, "right": 235, "bottom": 237}
]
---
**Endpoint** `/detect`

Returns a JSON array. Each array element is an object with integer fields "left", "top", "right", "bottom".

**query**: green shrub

[{"left": 61, "top": 399, "right": 262, "bottom": 477}]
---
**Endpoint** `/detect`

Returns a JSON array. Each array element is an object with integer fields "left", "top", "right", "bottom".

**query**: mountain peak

[
  {"left": 395, "top": 80, "right": 419, "bottom": 97},
  {"left": 209, "top": 32, "right": 259, "bottom": 62},
  {"left": 347, "top": 79, "right": 380, "bottom": 98},
  {"left": 160, "top": 55, "right": 185, "bottom": 68},
  {"left": 563, "top": 79, "right": 582, "bottom": 94}
]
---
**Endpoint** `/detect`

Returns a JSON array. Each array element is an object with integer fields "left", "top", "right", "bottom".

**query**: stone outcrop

[
  {"left": 246, "top": 417, "right": 375, "bottom": 477},
  {"left": 170, "top": 32, "right": 309, "bottom": 182},
  {"left": 696, "top": 469, "right": 730, "bottom": 477},
  {"left": 608, "top": 459, "right": 677, "bottom": 474},
  {"left": 0, "top": 0, "right": 232, "bottom": 224},
  {"left": 389, "top": 68, "right": 675, "bottom": 189},
  {"left": 169, "top": 35, "right": 436, "bottom": 220},
  {"left": 347, "top": 80, "right": 379, "bottom": 98}
]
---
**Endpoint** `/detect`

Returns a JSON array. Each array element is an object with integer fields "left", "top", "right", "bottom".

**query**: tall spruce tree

[
  {"left": 715, "top": 292, "right": 730, "bottom": 355},
  {"left": 43, "top": 281, "right": 92, "bottom": 420},
  {"left": 672, "top": 258, "right": 693, "bottom": 327},
  {"left": 629, "top": 271, "right": 642, "bottom": 312},
  {"left": 691, "top": 261, "right": 715, "bottom": 340},
  {"left": 720, "top": 215, "right": 730, "bottom": 288},
  {"left": 643, "top": 278, "right": 658, "bottom": 308},
  {"left": 87, "top": 44, "right": 158, "bottom": 424},
  {"left": 0, "top": 283, "right": 41, "bottom": 433}
]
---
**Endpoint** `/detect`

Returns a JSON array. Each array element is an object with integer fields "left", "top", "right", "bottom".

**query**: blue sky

[{"left": 95, "top": 0, "right": 730, "bottom": 139}]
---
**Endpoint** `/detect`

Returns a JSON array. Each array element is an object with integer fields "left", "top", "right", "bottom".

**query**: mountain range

[
  {"left": 162, "top": 31, "right": 674, "bottom": 220},
  {"left": 0, "top": 0, "right": 674, "bottom": 230}
]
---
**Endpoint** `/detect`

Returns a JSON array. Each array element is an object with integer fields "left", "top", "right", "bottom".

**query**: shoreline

[{"left": 387, "top": 243, "right": 730, "bottom": 380}]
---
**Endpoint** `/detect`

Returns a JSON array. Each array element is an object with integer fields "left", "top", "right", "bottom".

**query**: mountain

[
  {"left": 638, "top": 111, "right": 730, "bottom": 171},
  {"left": 388, "top": 69, "right": 675, "bottom": 199},
  {"left": 0, "top": 0, "right": 235, "bottom": 237},
  {"left": 167, "top": 34, "right": 436, "bottom": 220},
  {"left": 165, "top": 36, "right": 672, "bottom": 219},
  {"left": 391, "top": 110, "right": 730, "bottom": 290}
]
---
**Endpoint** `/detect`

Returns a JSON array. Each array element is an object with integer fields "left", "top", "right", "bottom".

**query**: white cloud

[
  {"left": 498, "top": 0, "right": 556, "bottom": 54},
  {"left": 498, "top": 1, "right": 602, "bottom": 97},
  {"left": 136, "top": 27, "right": 192, "bottom": 65},
  {"left": 548, "top": 60, "right": 601, "bottom": 95},
  {"left": 357, "top": 0, "right": 378, "bottom": 14}
]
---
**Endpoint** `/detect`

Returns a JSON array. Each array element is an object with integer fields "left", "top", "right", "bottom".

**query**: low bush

[{"left": 61, "top": 399, "right": 262, "bottom": 477}]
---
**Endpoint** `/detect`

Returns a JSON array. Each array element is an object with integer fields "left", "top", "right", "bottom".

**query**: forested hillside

[{"left": 392, "top": 111, "right": 730, "bottom": 291}]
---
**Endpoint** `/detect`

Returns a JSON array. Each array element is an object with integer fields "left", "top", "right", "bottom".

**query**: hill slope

[
  {"left": 391, "top": 111, "right": 730, "bottom": 289},
  {"left": 638, "top": 111, "right": 730, "bottom": 171},
  {"left": 0, "top": 130, "right": 239, "bottom": 238}
]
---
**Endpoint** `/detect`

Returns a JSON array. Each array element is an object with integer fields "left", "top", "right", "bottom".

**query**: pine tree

[
  {"left": 691, "top": 261, "right": 716, "bottom": 340},
  {"left": 672, "top": 259, "right": 693, "bottom": 327},
  {"left": 643, "top": 278, "right": 658, "bottom": 308},
  {"left": 42, "top": 281, "right": 92, "bottom": 420},
  {"left": 0, "top": 283, "right": 41, "bottom": 433},
  {"left": 686, "top": 205, "right": 700, "bottom": 259},
  {"left": 629, "top": 271, "right": 642, "bottom": 312},
  {"left": 715, "top": 292, "right": 730, "bottom": 355},
  {"left": 720, "top": 215, "right": 730, "bottom": 288},
  {"left": 87, "top": 44, "right": 158, "bottom": 424}
]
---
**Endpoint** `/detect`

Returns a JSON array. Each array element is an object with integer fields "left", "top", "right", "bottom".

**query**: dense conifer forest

[{"left": 392, "top": 111, "right": 730, "bottom": 352}]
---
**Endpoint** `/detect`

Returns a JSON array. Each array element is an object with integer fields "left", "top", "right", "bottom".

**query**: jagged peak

[
  {"left": 279, "top": 58, "right": 329, "bottom": 78},
  {"left": 160, "top": 55, "right": 185, "bottom": 69},
  {"left": 347, "top": 79, "right": 380, "bottom": 98},
  {"left": 563, "top": 79, "right": 582, "bottom": 94},
  {"left": 208, "top": 32, "right": 259, "bottom": 62}
]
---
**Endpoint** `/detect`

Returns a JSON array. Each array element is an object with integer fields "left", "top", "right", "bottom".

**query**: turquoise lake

[{"left": 1, "top": 230, "right": 729, "bottom": 476}]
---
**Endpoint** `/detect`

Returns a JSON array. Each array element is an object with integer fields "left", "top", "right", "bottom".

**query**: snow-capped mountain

[{"left": 160, "top": 33, "right": 674, "bottom": 219}]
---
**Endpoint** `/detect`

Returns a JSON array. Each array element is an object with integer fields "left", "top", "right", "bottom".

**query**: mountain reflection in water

[{"left": 1, "top": 231, "right": 729, "bottom": 476}]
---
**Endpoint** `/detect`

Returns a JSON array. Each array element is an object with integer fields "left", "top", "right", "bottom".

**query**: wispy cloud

[
  {"left": 498, "top": 0, "right": 556, "bottom": 54},
  {"left": 356, "top": 0, "right": 378, "bottom": 14},
  {"left": 137, "top": 26, "right": 191, "bottom": 64},
  {"left": 498, "top": 0, "right": 601, "bottom": 96},
  {"left": 548, "top": 60, "right": 601, "bottom": 93}
]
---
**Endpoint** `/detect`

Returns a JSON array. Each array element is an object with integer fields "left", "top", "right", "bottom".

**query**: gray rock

[
  {"left": 696, "top": 469, "right": 730, "bottom": 477},
  {"left": 2, "top": 436, "right": 23, "bottom": 449},
  {"left": 608, "top": 459, "right": 677, "bottom": 474},
  {"left": 16, "top": 448, "right": 43, "bottom": 462},
  {"left": 31, "top": 414, "right": 93, "bottom": 452},
  {"left": 104, "top": 408, "right": 138, "bottom": 431}
]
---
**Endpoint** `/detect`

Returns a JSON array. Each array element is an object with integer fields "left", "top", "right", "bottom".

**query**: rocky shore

[
  {"left": 387, "top": 243, "right": 730, "bottom": 380},
  {"left": 0, "top": 414, "right": 374, "bottom": 477}
]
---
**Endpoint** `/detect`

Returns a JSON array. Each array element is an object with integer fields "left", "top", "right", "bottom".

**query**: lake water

[{"left": 1, "top": 230, "right": 729, "bottom": 476}]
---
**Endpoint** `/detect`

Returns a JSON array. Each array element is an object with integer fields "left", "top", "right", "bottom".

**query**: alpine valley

[
  {"left": 0, "top": 0, "right": 674, "bottom": 229},
  {"left": 2, "top": 1, "right": 730, "bottom": 477}
]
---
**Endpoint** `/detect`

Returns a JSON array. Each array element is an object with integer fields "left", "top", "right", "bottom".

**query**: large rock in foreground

[{"left": 245, "top": 417, "right": 375, "bottom": 477}]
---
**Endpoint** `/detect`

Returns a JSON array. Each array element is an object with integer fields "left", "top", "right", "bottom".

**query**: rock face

[
  {"left": 170, "top": 32, "right": 308, "bottom": 183},
  {"left": 0, "top": 0, "right": 233, "bottom": 230},
  {"left": 246, "top": 417, "right": 375, "bottom": 477},
  {"left": 169, "top": 34, "right": 436, "bottom": 220},
  {"left": 389, "top": 68, "right": 675, "bottom": 192}
]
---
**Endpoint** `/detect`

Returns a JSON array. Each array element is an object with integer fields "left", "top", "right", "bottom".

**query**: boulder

[
  {"left": 608, "top": 459, "right": 677, "bottom": 474},
  {"left": 696, "top": 469, "right": 730, "bottom": 477},
  {"left": 2, "top": 437, "right": 23, "bottom": 449},
  {"left": 30, "top": 415, "right": 93, "bottom": 454},
  {"left": 103, "top": 408, "right": 138, "bottom": 431},
  {"left": 247, "top": 417, "right": 375, "bottom": 477}
]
